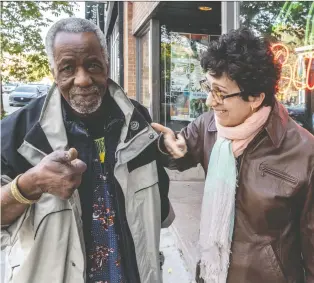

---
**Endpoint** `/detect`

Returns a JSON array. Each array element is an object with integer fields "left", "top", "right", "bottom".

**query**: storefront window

[
  {"left": 139, "top": 31, "right": 151, "bottom": 113},
  {"left": 110, "top": 18, "right": 120, "bottom": 84},
  {"left": 161, "top": 25, "right": 219, "bottom": 130},
  {"left": 240, "top": 1, "right": 314, "bottom": 133}
]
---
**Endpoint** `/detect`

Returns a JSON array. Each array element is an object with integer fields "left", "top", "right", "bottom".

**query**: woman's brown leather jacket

[{"left": 166, "top": 101, "right": 314, "bottom": 283}]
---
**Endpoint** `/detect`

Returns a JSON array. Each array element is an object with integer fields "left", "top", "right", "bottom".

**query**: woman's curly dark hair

[{"left": 200, "top": 28, "right": 281, "bottom": 107}]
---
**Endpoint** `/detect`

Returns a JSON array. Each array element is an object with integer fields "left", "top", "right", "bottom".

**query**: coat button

[
  {"left": 71, "top": 261, "right": 76, "bottom": 267},
  {"left": 149, "top": 133, "right": 155, "bottom": 139}
]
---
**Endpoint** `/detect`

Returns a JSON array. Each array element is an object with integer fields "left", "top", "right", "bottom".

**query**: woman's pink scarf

[{"left": 216, "top": 106, "right": 271, "bottom": 157}]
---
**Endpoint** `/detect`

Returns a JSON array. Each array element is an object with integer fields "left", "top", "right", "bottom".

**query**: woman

[{"left": 152, "top": 28, "right": 314, "bottom": 283}]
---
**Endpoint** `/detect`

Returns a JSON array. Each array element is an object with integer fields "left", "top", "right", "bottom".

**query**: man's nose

[{"left": 74, "top": 67, "right": 92, "bottom": 87}]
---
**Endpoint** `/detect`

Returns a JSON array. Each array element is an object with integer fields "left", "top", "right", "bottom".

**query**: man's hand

[
  {"left": 18, "top": 148, "right": 87, "bottom": 200},
  {"left": 151, "top": 123, "right": 187, "bottom": 159}
]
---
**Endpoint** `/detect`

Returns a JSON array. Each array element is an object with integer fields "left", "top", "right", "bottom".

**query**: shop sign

[
  {"left": 85, "top": 1, "right": 105, "bottom": 33},
  {"left": 271, "top": 43, "right": 314, "bottom": 93}
]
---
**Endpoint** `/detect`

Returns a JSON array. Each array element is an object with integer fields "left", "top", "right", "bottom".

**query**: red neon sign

[{"left": 271, "top": 43, "right": 314, "bottom": 93}]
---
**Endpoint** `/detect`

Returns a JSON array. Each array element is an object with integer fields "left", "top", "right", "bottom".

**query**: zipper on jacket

[
  {"left": 106, "top": 142, "right": 140, "bottom": 282},
  {"left": 259, "top": 164, "right": 298, "bottom": 185},
  {"left": 113, "top": 178, "right": 141, "bottom": 282},
  {"left": 238, "top": 130, "right": 266, "bottom": 181}
]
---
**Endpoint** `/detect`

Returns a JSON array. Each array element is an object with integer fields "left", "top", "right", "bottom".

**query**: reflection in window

[
  {"left": 140, "top": 31, "right": 151, "bottom": 111},
  {"left": 110, "top": 18, "right": 120, "bottom": 84},
  {"left": 160, "top": 25, "right": 219, "bottom": 129},
  {"left": 240, "top": 1, "right": 314, "bottom": 133}
]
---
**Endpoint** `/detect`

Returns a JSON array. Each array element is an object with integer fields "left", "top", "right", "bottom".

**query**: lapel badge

[{"left": 130, "top": 121, "right": 140, "bottom": 131}]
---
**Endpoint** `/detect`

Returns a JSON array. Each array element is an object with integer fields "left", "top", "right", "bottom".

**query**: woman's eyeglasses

[{"left": 199, "top": 79, "right": 242, "bottom": 104}]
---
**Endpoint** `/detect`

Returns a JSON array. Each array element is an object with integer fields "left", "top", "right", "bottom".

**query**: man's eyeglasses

[{"left": 199, "top": 79, "right": 242, "bottom": 104}]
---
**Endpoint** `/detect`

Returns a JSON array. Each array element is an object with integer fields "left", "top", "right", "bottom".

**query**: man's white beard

[
  {"left": 68, "top": 85, "right": 103, "bottom": 114},
  {"left": 69, "top": 95, "right": 102, "bottom": 114}
]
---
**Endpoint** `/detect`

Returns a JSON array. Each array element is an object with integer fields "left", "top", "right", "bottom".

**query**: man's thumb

[
  {"left": 50, "top": 148, "right": 78, "bottom": 163},
  {"left": 66, "top": 148, "right": 78, "bottom": 162}
]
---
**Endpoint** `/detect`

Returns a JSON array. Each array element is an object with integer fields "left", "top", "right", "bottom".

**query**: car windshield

[
  {"left": 15, "top": 86, "right": 37, "bottom": 93},
  {"left": 5, "top": 82, "right": 17, "bottom": 86}
]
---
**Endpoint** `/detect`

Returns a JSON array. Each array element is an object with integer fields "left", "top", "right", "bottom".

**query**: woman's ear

[{"left": 250, "top": 92, "right": 265, "bottom": 108}]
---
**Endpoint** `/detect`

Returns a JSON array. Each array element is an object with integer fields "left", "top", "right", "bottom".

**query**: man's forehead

[{"left": 54, "top": 31, "right": 102, "bottom": 53}]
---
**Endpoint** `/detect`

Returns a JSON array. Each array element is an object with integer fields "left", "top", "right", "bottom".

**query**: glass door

[
  {"left": 139, "top": 30, "right": 152, "bottom": 115},
  {"left": 160, "top": 25, "right": 220, "bottom": 130}
]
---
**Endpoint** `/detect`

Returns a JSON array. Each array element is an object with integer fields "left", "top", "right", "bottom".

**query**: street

[{"left": 2, "top": 92, "right": 20, "bottom": 115}]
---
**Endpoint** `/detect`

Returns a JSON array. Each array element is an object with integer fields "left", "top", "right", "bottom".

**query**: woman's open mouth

[{"left": 214, "top": 109, "right": 228, "bottom": 115}]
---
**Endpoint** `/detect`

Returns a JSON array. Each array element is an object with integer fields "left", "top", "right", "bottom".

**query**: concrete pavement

[
  {"left": 168, "top": 180, "right": 205, "bottom": 277},
  {"left": 160, "top": 228, "right": 194, "bottom": 283}
]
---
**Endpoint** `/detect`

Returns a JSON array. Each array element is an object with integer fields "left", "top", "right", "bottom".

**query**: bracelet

[
  {"left": 157, "top": 133, "right": 170, "bottom": 156},
  {"left": 10, "top": 174, "right": 38, "bottom": 205}
]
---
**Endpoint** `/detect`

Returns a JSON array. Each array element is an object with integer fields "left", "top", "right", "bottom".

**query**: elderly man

[{"left": 1, "top": 18, "right": 173, "bottom": 283}]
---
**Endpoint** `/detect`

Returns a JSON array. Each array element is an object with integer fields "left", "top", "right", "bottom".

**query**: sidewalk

[
  {"left": 168, "top": 180, "right": 205, "bottom": 276},
  {"left": 160, "top": 228, "right": 194, "bottom": 283}
]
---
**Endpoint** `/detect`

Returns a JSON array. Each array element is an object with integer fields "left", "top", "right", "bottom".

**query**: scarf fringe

[
  {"left": 200, "top": 246, "right": 231, "bottom": 283},
  {"left": 199, "top": 138, "right": 237, "bottom": 283}
]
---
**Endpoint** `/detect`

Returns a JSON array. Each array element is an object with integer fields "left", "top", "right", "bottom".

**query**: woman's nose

[{"left": 206, "top": 94, "right": 218, "bottom": 107}]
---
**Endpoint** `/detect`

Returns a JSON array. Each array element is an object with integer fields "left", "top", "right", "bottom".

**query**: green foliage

[
  {"left": 240, "top": 1, "right": 313, "bottom": 43},
  {"left": 0, "top": 1, "right": 77, "bottom": 82},
  {"left": 1, "top": 110, "right": 7, "bottom": 120},
  {"left": 2, "top": 53, "right": 52, "bottom": 82},
  {"left": 1, "top": 1, "right": 76, "bottom": 54}
]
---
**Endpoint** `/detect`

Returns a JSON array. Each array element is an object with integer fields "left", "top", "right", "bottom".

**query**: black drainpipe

[{"left": 118, "top": 1, "right": 124, "bottom": 88}]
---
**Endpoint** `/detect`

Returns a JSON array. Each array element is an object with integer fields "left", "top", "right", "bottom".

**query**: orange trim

[
  {"left": 306, "top": 56, "right": 314, "bottom": 90},
  {"left": 271, "top": 43, "right": 314, "bottom": 93}
]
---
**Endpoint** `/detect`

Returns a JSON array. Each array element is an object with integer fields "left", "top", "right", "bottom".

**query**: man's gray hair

[{"left": 45, "top": 17, "right": 109, "bottom": 68}]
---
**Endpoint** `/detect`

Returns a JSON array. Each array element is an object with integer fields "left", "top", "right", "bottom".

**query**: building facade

[
  {"left": 102, "top": 1, "right": 314, "bottom": 180},
  {"left": 91, "top": 1, "right": 314, "bottom": 274}
]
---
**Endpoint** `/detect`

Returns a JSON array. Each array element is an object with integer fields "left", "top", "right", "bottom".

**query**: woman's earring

[{"left": 251, "top": 105, "right": 255, "bottom": 113}]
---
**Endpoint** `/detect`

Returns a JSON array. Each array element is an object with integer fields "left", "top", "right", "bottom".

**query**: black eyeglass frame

[{"left": 199, "top": 79, "right": 243, "bottom": 101}]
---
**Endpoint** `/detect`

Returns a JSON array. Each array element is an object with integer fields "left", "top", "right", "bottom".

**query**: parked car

[
  {"left": 2, "top": 82, "right": 19, "bottom": 93},
  {"left": 9, "top": 85, "right": 43, "bottom": 107},
  {"left": 32, "top": 84, "right": 50, "bottom": 96},
  {"left": 285, "top": 103, "right": 313, "bottom": 132},
  {"left": 27, "top": 83, "right": 51, "bottom": 95}
]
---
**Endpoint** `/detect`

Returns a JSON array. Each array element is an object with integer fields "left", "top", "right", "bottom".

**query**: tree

[
  {"left": 0, "top": 1, "right": 77, "bottom": 117},
  {"left": 1, "top": 1, "right": 77, "bottom": 55},
  {"left": 240, "top": 1, "right": 314, "bottom": 107},
  {"left": 240, "top": 1, "right": 313, "bottom": 43},
  {"left": 2, "top": 53, "right": 52, "bottom": 83}
]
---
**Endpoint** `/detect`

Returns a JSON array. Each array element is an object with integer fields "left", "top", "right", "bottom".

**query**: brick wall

[
  {"left": 132, "top": 1, "right": 160, "bottom": 34},
  {"left": 123, "top": 1, "right": 160, "bottom": 99},
  {"left": 123, "top": 2, "right": 136, "bottom": 99}
]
